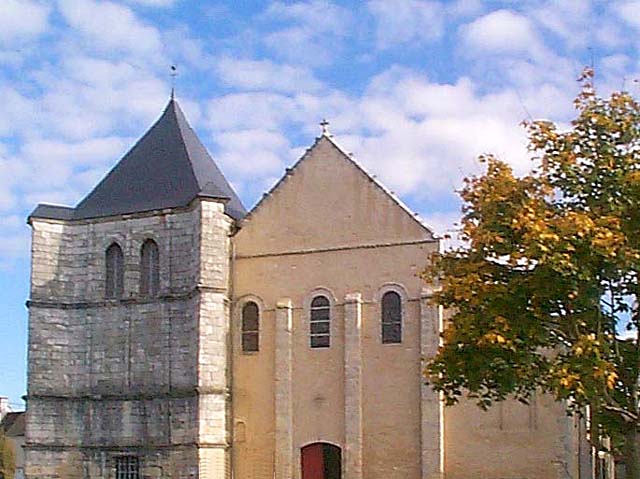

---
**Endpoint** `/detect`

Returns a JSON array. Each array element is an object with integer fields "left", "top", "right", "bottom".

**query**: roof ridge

[
  {"left": 170, "top": 99, "right": 245, "bottom": 216},
  {"left": 72, "top": 103, "right": 171, "bottom": 216},
  {"left": 241, "top": 135, "right": 323, "bottom": 222},
  {"left": 164, "top": 99, "right": 203, "bottom": 194}
]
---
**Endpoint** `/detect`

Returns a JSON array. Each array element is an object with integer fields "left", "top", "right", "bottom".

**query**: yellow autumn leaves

[
  {"left": 424, "top": 69, "right": 640, "bottom": 432},
  {"left": 553, "top": 334, "right": 620, "bottom": 397}
]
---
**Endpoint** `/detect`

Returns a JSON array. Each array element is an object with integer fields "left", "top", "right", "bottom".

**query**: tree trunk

[{"left": 623, "top": 426, "right": 640, "bottom": 479}]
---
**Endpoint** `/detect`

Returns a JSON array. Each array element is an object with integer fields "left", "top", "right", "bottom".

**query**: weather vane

[{"left": 170, "top": 65, "right": 178, "bottom": 100}]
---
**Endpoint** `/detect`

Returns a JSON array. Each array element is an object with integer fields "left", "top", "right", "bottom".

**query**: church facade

[{"left": 25, "top": 99, "right": 586, "bottom": 479}]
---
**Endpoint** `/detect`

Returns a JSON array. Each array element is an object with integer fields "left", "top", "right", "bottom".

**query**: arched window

[
  {"left": 140, "top": 239, "right": 160, "bottom": 297},
  {"left": 310, "top": 295, "right": 331, "bottom": 348},
  {"left": 242, "top": 302, "right": 260, "bottom": 353},
  {"left": 105, "top": 243, "right": 124, "bottom": 299},
  {"left": 381, "top": 291, "right": 402, "bottom": 344}
]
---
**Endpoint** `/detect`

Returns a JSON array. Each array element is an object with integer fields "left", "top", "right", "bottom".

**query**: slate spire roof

[{"left": 31, "top": 99, "right": 246, "bottom": 221}]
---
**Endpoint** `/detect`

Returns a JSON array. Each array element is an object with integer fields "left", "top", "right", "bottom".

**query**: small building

[
  {"left": 1, "top": 410, "right": 26, "bottom": 479},
  {"left": 25, "top": 98, "right": 586, "bottom": 478}
]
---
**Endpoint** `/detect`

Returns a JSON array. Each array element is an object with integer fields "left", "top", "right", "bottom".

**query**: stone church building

[{"left": 25, "top": 99, "right": 587, "bottom": 479}]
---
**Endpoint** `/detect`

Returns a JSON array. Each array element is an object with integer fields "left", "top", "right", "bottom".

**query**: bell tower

[{"left": 25, "top": 99, "right": 245, "bottom": 478}]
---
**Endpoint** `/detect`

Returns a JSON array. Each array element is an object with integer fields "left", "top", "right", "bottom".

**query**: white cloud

[
  {"left": 266, "top": 0, "right": 349, "bottom": 34},
  {"left": 263, "top": 0, "right": 351, "bottom": 65},
  {"left": 446, "top": 0, "right": 483, "bottom": 17},
  {"left": 614, "top": 1, "right": 640, "bottom": 28},
  {"left": 367, "top": 0, "right": 445, "bottom": 47},
  {"left": 206, "top": 88, "right": 357, "bottom": 141},
  {"left": 206, "top": 67, "right": 538, "bottom": 205},
  {"left": 601, "top": 54, "right": 632, "bottom": 78},
  {"left": 0, "top": 155, "right": 27, "bottom": 212},
  {"left": 208, "top": 93, "right": 298, "bottom": 132},
  {"left": 529, "top": 0, "right": 591, "bottom": 48},
  {"left": 525, "top": 1, "right": 623, "bottom": 50},
  {"left": 215, "top": 129, "right": 290, "bottom": 177},
  {"left": 5, "top": 136, "right": 128, "bottom": 212},
  {"left": 0, "top": 87, "right": 39, "bottom": 137},
  {"left": 617, "top": 328, "right": 638, "bottom": 341},
  {"left": 595, "top": 21, "right": 625, "bottom": 49},
  {"left": 127, "top": 0, "right": 176, "bottom": 6},
  {"left": 9, "top": 55, "right": 169, "bottom": 141},
  {"left": 460, "top": 9, "right": 543, "bottom": 56},
  {"left": 0, "top": 0, "right": 50, "bottom": 43},
  {"left": 216, "top": 58, "right": 323, "bottom": 94},
  {"left": 21, "top": 137, "right": 127, "bottom": 170},
  {"left": 163, "top": 29, "right": 215, "bottom": 71},
  {"left": 57, "top": 0, "right": 163, "bottom": 57},
  {"left": 0, "top": 227, "right": 30, "bottom": 264}
]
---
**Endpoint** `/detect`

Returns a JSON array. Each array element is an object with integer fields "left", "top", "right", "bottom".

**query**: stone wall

[
  {"left": 26, "top": 198, "right": 232, "bottom": 479},
  {"left": 230, "top": 134, "right": 441, "bottom": 479}
]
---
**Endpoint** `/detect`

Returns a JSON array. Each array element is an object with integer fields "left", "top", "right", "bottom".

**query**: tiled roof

[{"left": 0, "top": 412, "right": 25, "bottom": 437}]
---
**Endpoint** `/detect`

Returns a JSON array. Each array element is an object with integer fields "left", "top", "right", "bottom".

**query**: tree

[
  {"left": 0, "top": 429, "right": 15, "bottom": 479},
  {"left": 423, "top": 69, "right": 640, "bottom": 476}
]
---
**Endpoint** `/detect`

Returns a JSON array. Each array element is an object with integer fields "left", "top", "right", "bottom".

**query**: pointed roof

[{"left": 31, "top": 99, "right": 246, "bottom": 221}]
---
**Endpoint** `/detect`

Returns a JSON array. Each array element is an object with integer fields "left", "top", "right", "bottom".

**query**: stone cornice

[
  {"left": 27, "top": 386, "right": 230, "bottom": 402},
  {"left": 27, "top": 285, "right": 229, "bottom": 310},
  {"left": 28, "top": 195, "right": 235, "bottom": 226},
  {"left": 235, "top": 238, "right": 437, "bottom": 260},
  {"left": 24, "top": 442, "right": 230, "bottom": 451}
]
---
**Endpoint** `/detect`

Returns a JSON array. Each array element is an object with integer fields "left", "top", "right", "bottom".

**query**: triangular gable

[{"left": 235, "top": 133, "right": 435, "bottom": 256}]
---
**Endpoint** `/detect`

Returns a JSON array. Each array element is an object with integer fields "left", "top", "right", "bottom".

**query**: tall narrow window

[
  {"left": 310, "top": 295, "right": 331, "bottom": 348},
  {"left": 115, "top": 456, "right": 140, "bottom": 479},
  {"left": 140, "top": 239, "right": 159, "bottom": 297},
  {"left": 381, "top": 291, "right": 402, "bottom": 344},
  {"left": 105, "top": 243, "right": 124, "bottom": 299},
  {"left": 242, "top": 301, "right": 260, "bottom": 353}
]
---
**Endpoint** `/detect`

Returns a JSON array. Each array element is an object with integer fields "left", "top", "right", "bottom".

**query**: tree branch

[{"left": 602, "top": 404, "right": 638, "bottom": 424}]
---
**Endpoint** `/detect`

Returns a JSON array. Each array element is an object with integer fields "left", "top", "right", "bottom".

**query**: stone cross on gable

[{"left": 320, "top": 119, "right": 331, "bottom": 136}]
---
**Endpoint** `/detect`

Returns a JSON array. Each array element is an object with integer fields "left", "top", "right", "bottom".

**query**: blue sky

[{"left": 1, "top": 0, "right": 639, "bottom": 410}]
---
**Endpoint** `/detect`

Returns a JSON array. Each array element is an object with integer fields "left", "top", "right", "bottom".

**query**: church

[{"left": 25, "top": 98, "right": 587, "bottom": 479}]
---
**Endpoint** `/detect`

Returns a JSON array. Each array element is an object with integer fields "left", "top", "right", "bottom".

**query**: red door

[{"left": 301, "top": 443, "right": 342, "bottom": 479}]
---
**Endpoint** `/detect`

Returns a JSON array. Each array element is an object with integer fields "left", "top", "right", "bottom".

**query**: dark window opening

[
  {"left": 116, "top": 456, "right": 139, "bottom": 479},
  {"left": 310, "top": 295, "right": 331, "bottom": 348},
  {"left": 381, "top": 291, "right": 402, "bottom": 344},
  {"left": 140, "top": 239, "right": 160, "bottom": 297},
  {"left": 105, "top": 243, "right": 124, "bottom": 299},
  {"left": 242, "top": 301, "right": 260, "bottom": 353}
]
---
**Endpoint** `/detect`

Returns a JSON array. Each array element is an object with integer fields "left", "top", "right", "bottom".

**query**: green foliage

[
  {"left": 0, "top": 429, "right": 16, "bottom": 479},
  {"left": 424, "top": 69, "right": 640, "bottom": 465}
]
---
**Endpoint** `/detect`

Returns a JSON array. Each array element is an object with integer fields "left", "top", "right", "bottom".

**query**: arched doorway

[{"left": 301, "top": 442, "right": 342, "bottom": 479}]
